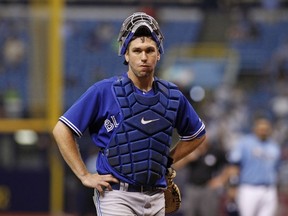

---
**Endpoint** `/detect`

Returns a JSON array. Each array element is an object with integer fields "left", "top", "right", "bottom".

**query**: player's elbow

[
  {"left": 52, "top": 121, "right": 69, "bottom": 142},
  {"left": 52, "top": 121, "right": 61, "bottom": 137}
]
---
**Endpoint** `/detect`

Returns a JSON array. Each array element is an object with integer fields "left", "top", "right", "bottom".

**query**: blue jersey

[
  {"left": 228, "top": 134, "right": 280, "bottom": 185},
  {"left": 60, "top": 73, "right": 205, "bottom": 187}
]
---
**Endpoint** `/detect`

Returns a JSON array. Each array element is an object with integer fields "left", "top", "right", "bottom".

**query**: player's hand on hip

[{"left": 80, "top": 173, "right": 119, "bottom": 194}]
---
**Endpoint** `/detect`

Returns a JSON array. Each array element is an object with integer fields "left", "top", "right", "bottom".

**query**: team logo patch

[{"left": 104, "top": 115, "right": 119, "bottom": 132}]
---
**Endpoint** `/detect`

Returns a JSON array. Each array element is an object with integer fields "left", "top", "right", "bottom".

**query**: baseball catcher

[{"left": 53, "top": 11, "right": 206, "bottom": 216}]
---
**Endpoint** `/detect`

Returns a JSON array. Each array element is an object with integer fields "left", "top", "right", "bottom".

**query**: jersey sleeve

[
  {"left": 59, "top": 84, "right": 101, "bottom": 137},
  {"left": 175, "top": 93, "right": 206, "bottom": 141}
]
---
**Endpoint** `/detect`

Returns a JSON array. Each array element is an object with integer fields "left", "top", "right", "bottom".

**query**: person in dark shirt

[{"left": 174, "top": 137, "right": 228, "bottom": 216}]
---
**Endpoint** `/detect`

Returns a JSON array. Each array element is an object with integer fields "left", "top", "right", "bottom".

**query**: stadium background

[{"left": 0, "top": 0, "right": 288, "bottom": 215}]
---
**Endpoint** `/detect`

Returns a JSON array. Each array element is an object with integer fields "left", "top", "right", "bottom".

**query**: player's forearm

[
  {"left": 170, "top": 134, "right": 206, "bottom": 165},
  {"left": 172, "top": 150, "right": 199, "bottom": 170},
  {"left": 53, "top": 121, "right": 89, "bottom": 180}
]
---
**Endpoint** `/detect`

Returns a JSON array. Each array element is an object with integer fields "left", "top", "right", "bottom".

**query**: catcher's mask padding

[{"left": 118, "top": 11, "right": 164, "bottom": 61}]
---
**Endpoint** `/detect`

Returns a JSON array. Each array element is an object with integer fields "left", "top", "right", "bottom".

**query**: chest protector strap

[{"left": 107, "top": 76, "right": 180, "bottom": 185}]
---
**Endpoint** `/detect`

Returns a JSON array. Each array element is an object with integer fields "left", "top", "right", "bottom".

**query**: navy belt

[
  {"left": 253, "top": 183, "right": 273, "bottom": 187},
  {"left": 243, "top": 183, "right": 273, "bottom": 187},
  {"left": 111, "top": 182, "right": 161, "bottom": 192}
]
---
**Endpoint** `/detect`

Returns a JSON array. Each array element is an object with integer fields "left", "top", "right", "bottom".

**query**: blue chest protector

[{"left": 106, "top": 76, "right": 180, "bottom": 186}]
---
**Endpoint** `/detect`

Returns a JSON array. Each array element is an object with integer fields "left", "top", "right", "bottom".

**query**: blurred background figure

[
  {"left": 173, "top": 134, "right": 230, "bottom": 216},
  {"left": 266, "top": 38, "right": 288, "bottom": 82},
  {"left": 228, "top": 116, "right": 281, "bottom": 216}
]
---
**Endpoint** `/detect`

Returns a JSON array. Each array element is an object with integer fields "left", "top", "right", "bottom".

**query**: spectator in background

[
  {"left": 261, "top": 0, "right": 280, "bottom": 10},
  {"left": 201, "top": 0, "right": 219, "bottom": 10},
  {"left": 173, "top": 134, "right": 229, "bottom": 216},
  {"left": 226, "top": 9, "right": 260, "bottom": 41},
  {"left": 139, "top": 1, "right": 157, "bottom": 19},
  {"left": 267, "top": 38, "right": 288, "bottom": 82},
  {"left": 3, "top": 89, "right": 23, "bottom": 118},
  {"left": 228, "top": 116, "right": 281, "bottom": 216},
  {"left": 3, "top": 36, "right": 25, "bottom": 66}
]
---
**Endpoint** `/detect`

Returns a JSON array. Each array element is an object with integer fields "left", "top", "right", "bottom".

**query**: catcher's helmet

[{"left": 117, "top": 12, "right": 164, "bottom": 56}]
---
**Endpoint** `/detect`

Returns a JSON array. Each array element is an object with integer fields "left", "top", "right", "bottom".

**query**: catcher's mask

[{"left": 117, "top": 12, "right": 164, "bottom": 62}]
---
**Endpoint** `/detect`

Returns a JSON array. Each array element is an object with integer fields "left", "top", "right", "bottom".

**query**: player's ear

[
  {"left": 157, "top": 53, "right": 160, "bottom": 61},
  {"left": 125, "top": 52, "right": 129, "bottom": 64}
]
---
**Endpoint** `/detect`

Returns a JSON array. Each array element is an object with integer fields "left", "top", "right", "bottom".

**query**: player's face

[
  {"left": 125, "top": 36, "right": 160, "bottom": 78},
  {"left": 253, "top": 119, "right": 272, "bottom": 141}
]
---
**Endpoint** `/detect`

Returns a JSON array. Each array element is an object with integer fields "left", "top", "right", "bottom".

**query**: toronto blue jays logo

[{"left": 104, "top": 115, "right": 119, "bottom": 132}]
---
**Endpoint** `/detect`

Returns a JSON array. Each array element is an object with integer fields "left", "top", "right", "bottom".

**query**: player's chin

[
  {"left": 139, "top": 72, "right": 153, "bottom": 78},
  {"left": 138, "top": 68, "right": 153, "bottom": 76}
]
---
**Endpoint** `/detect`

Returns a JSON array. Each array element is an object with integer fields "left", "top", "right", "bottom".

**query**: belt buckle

[{"left": 119, "top": 182, "right": 129, "bottom": 191}]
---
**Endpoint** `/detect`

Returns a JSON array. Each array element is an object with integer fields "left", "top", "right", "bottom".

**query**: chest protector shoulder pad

[{"left": 107, "top": 76, "right": 180, "bottom": 185}]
